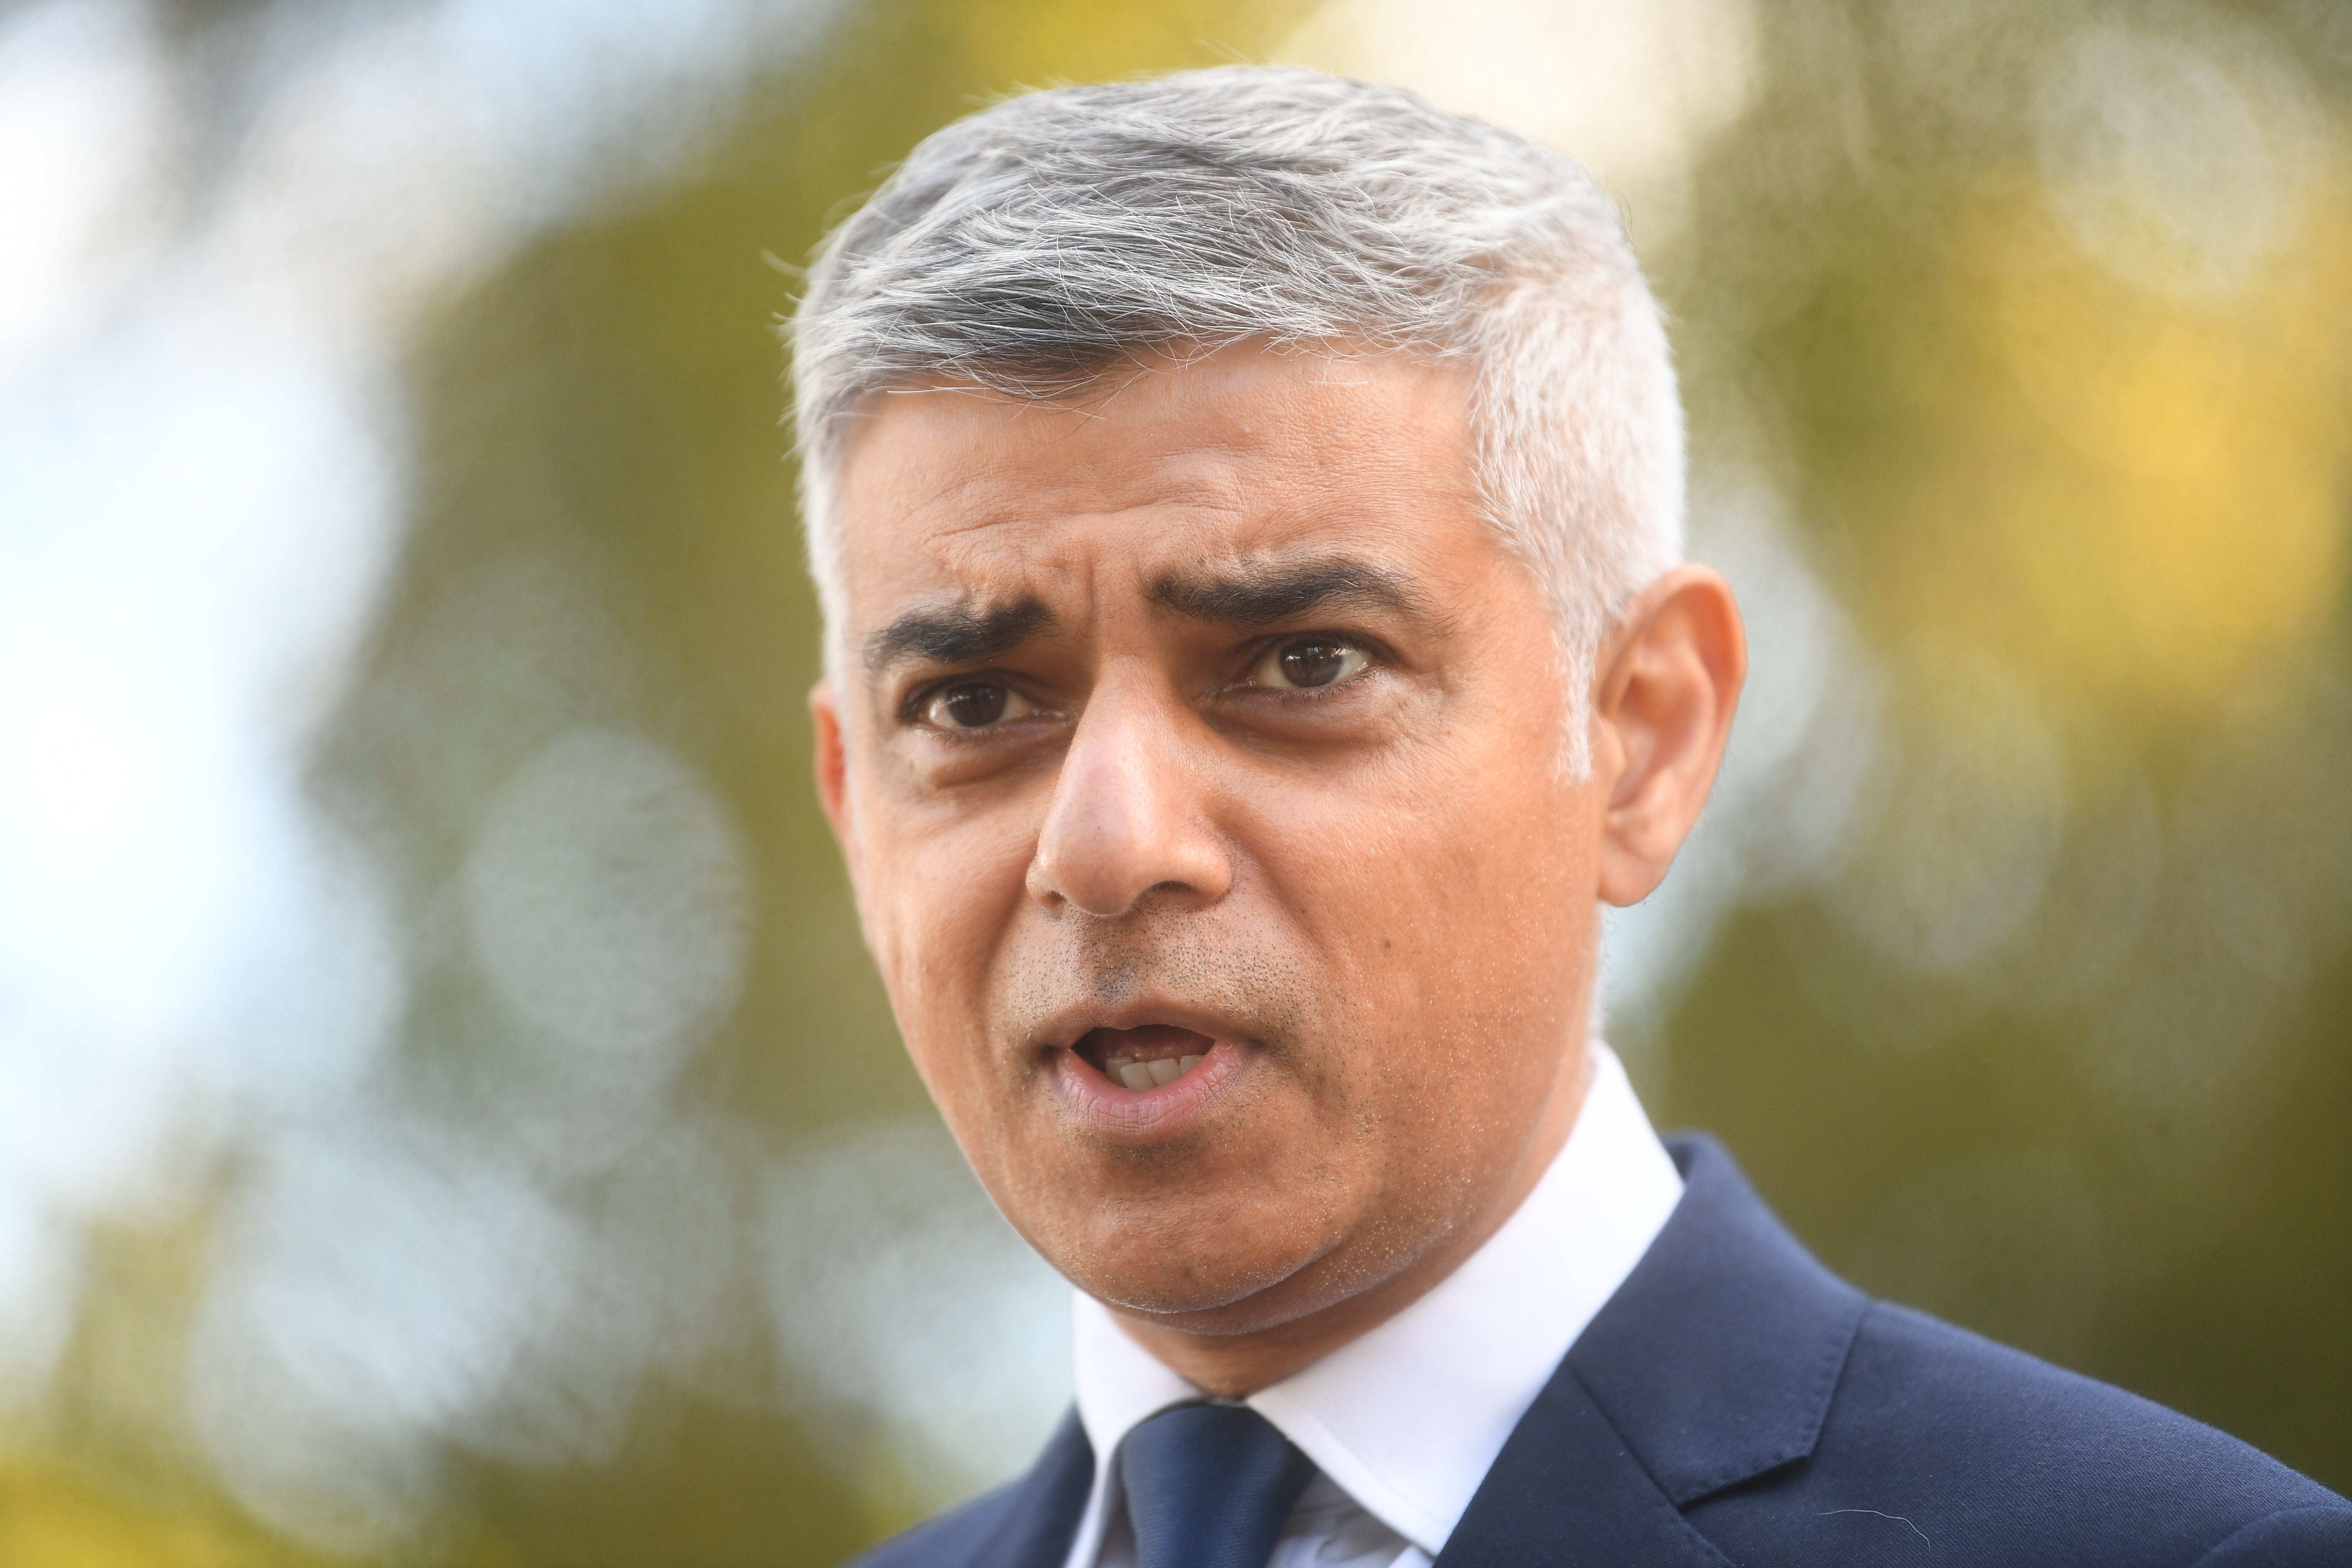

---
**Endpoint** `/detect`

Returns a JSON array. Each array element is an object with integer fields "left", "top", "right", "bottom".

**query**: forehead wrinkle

[
  {"left": 914, "top": 479, "right": 1259, "bottom": 619},
  {"left": 931, "top": 461, "right": 1258, "bottom": 546},
  {"left": 839, "top": 359, "right": 1455, "bottom": 663},
  {"left": 850, "top": 370, "right": 1315, "bottom": 564}
]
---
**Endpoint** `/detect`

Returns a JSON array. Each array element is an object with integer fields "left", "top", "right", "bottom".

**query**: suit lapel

[
  {"left": 993, "top": 1141, "right": 1859, "bottom": 1568},
  {"left": 1435, "top": 1137, "right": 1866, "bottom": 1566},
  {"left": 1434, "top": 1367, "right": 1735, "bottom": 1566},
  {"left": 967, "top": 1411, "right": 1094, "bottom": 1568}
]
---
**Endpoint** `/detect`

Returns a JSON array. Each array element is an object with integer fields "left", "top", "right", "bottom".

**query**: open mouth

[{"left": 1073, "top": 1024, "right": 1216, "bottom": 1091}]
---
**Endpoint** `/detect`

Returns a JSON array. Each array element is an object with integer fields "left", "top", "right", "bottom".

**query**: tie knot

[{"left": 1119, "top": 1404, "right": 1316, "bottom": 1568}]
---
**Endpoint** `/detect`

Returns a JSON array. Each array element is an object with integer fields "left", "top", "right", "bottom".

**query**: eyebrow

[
  {"left": 864, "top": 598, "right": 1055, "bottom": 674},
  {"left": 1149, "top": 555, "right": 1435, "bottom": 629}
]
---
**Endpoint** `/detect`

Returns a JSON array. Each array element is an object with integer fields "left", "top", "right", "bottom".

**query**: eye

[
  {"left": 920, "top": 680, "right": 1041, "bottom": 730},
  {"left": 1247, "top": 637, "right": 1372, "bottom": 691}
]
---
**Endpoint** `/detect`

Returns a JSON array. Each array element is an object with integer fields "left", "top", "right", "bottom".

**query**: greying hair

[{"left": 788, "top": 65, "right": 1684, "bottom": 775}]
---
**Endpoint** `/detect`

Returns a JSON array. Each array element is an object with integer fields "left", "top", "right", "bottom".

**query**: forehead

[{"left": 826, "top": 345, "right": 1479, "bottom": 617}]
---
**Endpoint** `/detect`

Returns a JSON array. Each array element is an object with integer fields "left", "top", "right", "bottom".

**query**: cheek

[
  {"left": 1242, "top": 735, "right": 1600, "bottom": 1143},
  {"left": 1264, "top": 752, "right": 1594, "bottom": 998},
  {"left": 852, "top": 785, "right": 1040, "bottom": 1071}
]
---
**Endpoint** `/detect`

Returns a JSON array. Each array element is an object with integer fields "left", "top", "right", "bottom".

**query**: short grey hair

[{"left": 789, "top": 65, "right": 1684, "bottom": 775}]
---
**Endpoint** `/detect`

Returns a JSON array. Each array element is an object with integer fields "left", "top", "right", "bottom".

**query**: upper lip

[{"left": 1033, "top": 996, "right": 1256, "bottom": 1054}]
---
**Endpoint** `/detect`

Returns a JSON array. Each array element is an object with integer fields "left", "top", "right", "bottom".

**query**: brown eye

[
  {"left": 921, "top": 681, "right": 1039, "bottom": 730},
  {"left": 1247, "top": 638, "right": 1372, "bottom": 691},
  {"left": 945, "top": 683, "right": 1007, "bottom": 726},
  {"left": 1280, "top": 642, "right": 1350, "bottom": 688}
]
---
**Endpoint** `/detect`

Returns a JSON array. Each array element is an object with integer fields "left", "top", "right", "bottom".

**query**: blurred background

[{"left": 1, "top": 0, "right": 2347, "bottom": 1560}]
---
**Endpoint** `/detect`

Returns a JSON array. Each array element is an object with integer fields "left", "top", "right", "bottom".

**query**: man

[{"left": 790, "top": 67, "right": 2350, "bottom": 1568}]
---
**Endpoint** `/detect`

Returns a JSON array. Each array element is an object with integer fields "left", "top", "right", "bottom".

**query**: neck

[{"left": 1108, "top": 1042, "right": 1595, "bottom": 1398}]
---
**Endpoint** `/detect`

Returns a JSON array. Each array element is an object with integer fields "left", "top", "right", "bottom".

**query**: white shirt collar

[{"left": 1063, "top": 1043, "right": 1684, "bottom": 1564}]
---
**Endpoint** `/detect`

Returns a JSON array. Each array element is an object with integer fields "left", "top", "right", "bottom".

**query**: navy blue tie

[{"left": 1119, "top": 1403, "right": 1317, "bottom": 1568}]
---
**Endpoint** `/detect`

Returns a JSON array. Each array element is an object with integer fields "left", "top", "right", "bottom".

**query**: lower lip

[{"left": 1053, "top": 1038, "right": 1244, "bottom": 1140}]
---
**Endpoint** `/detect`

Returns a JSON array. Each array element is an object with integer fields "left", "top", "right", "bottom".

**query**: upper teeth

[{"left": 1107, "top": 1052, "right": 1205, "bottom": 1091}]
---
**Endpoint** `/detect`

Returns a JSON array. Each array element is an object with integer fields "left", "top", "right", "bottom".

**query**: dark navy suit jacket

[{"left": 849, "top": 1136, "right": 2352, "bottom": 1567}]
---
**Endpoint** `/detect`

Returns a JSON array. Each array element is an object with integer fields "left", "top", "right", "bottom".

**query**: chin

[
  {"left": 1050, "top": 1215, "right": 1324, "bottom": 1323},
  {"left": 1083, "top": 1274, "right": 1316, "bottom": 1333}
]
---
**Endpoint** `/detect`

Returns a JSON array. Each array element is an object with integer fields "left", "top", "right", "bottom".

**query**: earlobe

[{"left": 1591, "top": 566, "right": 1747, "bottom": 907}]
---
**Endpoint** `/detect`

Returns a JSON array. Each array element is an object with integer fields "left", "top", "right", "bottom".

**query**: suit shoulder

[
  {"left": 841, "top": 1482, "right": 1028, "bottom": 1568},
  {"left": 1688, "top": 1301, "right": 2350, "bottom": 1565},
  {"left": 2194, "top": 1504, "right": 2352, "bottom": 1566},
  {"left": 1841, "top": 1301, "right": 2335, "bottom": 1501}
]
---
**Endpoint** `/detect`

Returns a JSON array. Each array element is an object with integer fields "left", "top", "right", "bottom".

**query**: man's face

[{"left": 816, "top": 343, "right": 1609, "bottom": 1342}]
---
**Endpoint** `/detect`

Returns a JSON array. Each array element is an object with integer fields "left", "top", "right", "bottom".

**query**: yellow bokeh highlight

[
  {"left": 1996, "top": 204, "right": 2350, "bottom": 701},
  {"left": 0, "top": 1457, "right": 327, "bottom": 1568},
  {"left": 925, "top": 0, "right": 1313, "bottom": 95},
  {"left": 1845, "top": 173, "right": 2352, "bottom": 724}
]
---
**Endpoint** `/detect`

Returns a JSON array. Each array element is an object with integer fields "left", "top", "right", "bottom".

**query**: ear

[
  {"left": 810, "top": 679, "right": 859, "bottom": 876},
  {"left": 1589, "top": 565, "right": 1747, "bottom": 907}
]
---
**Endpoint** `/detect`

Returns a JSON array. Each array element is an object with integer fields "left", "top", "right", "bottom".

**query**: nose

[{"left": 1026, "top": 675, "right": 1232, "bottom": 918}]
